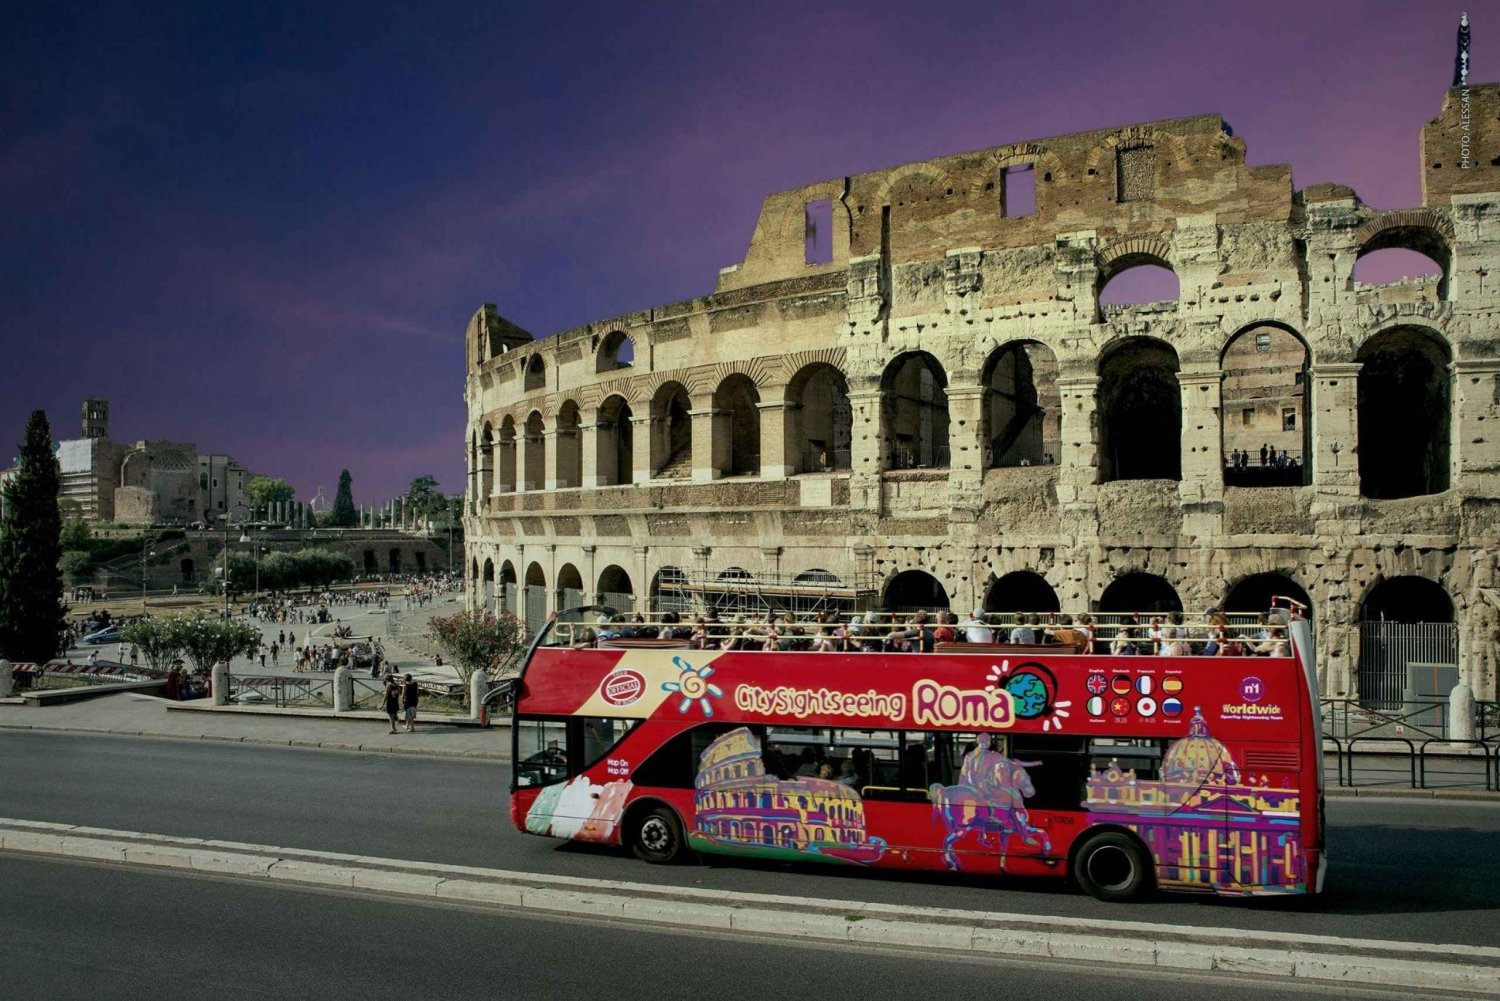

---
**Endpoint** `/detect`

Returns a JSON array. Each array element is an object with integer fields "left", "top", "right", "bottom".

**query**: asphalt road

[
  {"left": 0, "top": 856, "right": 1414, "bottom": 1001},
  {"left": 2, "top": 731, "right": 1495, "bottom": 948}
]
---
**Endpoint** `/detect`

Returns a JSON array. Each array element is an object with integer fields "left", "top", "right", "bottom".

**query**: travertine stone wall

[{"left": 464, "top": 87, "right": 1500, "bottom": 700}]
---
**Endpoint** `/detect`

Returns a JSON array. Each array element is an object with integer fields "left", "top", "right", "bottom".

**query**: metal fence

[
  {"left": 1357, "top": 621, "right": 1458, "bottom": 710},
  {"left": 225, "top": 674, "right": 335, "bottom": 709}
]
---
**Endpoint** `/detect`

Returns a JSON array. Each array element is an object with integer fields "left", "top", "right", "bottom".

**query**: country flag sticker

[
  {"left": 1086, "top": 673, "right": 1109, "bottom": 695},
  {"left": 1110, "top": 696, "right": 1131, "bottom": 717},
  {"left": 1135, "top": 676, "right": 1154, "bottom": 696},
  {"left": 1162, "top": 676, "right": 1184, "bottom": 695},
  {"left": 1136, "top": 696, "right": 1158, "bottom": 717},
  {"left": 1087, "top": 695, "right": 1105, "bottom": 716},
  {"left": 1111, "top": 674, "right": 1132, "bottom": 695},
  {"left": 1162, "top": 697, "right": 1183, "bottom": 717}
]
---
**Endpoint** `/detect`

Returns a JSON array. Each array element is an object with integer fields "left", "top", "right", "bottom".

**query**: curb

[
  {"left": 1, "top": 818, "right": 1497, "bottom": 995},
  {"left": 1325, "top": 786, "right": 1499, "bottom": 802},
  {"left": 0, "top": 723, "right": 508, "bottom": 760}
]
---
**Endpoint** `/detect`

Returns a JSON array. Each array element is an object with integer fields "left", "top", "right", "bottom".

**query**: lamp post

[
  {"left": 140, "top": 536, "right": 156, "bottom": 609},
  {"left": 219, "top": 502, "right": 251, "bottom": 620}
]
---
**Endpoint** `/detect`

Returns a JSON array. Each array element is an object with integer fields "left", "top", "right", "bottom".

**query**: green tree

[
  {"left": 329, "top": 469, "right": 357, "bottom": 527},
  {"left": 60, "top": 515, "right": 90, "bottom": 551},
  {"left": 118, "top": 617, "right": 187, "bottom": 674},
  {"left": 427, "top": 608, "right": 526, "bottom": 704},
  {"left": 0, "top": 410, "right": 66, "bottom": 662},
  {"left": 246, "top": 476, "right": 295, "bottom": 520},
  {"left": 59, "top": 550, "right": 91, "bottom": 583},
  {"left": 406, "top": 474, "right": 448, "bottom": 522},
  {"left": 172, "top": 612, "right": 261, "bottom": 675}
]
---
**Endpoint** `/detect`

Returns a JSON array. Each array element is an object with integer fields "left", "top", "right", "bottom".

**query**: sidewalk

[{"left": 0, "top": 692, "right": 509, "bottom": 759}]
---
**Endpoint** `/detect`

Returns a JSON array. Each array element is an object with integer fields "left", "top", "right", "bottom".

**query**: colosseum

[{"left": 464, "top": 83, "right": 1500, "bottom": 705}]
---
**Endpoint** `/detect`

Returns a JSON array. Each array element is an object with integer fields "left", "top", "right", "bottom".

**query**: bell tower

[{"left": 81, "top": 398, "right": 109, "bottom": 440}]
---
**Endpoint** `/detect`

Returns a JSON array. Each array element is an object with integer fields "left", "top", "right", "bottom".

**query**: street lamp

[
  {"left": 219, "top": 502, "right": 251, "bottom": 619},
  {"left": 140, "top": 536, "right": 157, "bottom": 608}
]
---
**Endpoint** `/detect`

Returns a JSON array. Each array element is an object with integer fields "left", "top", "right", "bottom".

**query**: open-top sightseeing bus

[{"left": 508, "top": 605, "right": 1325, "bottom": 901}]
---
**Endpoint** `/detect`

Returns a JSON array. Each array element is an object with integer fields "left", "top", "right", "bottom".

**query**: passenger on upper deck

[
  {"left": 962, "top": 609, "right": 993, "bottom": 644},
  {"left": 1008, "top": 613, "right": 1035, "bottom": 645}
]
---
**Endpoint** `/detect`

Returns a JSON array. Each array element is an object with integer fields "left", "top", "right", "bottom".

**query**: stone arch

[
  {"left": 785, "top": 362, "right": 851, "bottom": 473},
  {"left": 363, "top": 549, "right": 377, "bottom": 572},
  {"left": 650, "top": 565, "right": 690, "bottom": 614},
  {"left": 523, "top": 410, "right": 546, "bottom": 492},
  {"left": 1220, "top": 322, "right": 1311, "bottom": 486},
  {"left": 881, "top": 351, "right": 950, "bottom": 470},
  {"left": 595, "top": 330, "right": 635, "bottom": 373},
  {"left": 555, "top": 400, "right": 582, "bottom": 489},
  {"left": 981, "top": 340, "right": 1060, "bottom": 468},
  {"left": 1223, "top": 572, "right": 1313, "bottom": 615},
  {"left": 180, "top": 558, "right": 195, "bottom": 583},
  {"left": 870, "top": 164, "right": 960, "bottom": 211},
  {"left": 497, "top": 416, "right": 517, "bottom": 493},
  {"left": 523, "top": 353, "right": 546, "bottom": 392},
  {"left": 1097, "top": 235, "right": 1179, "bottom": 311},
  {"left": 481, "top": 558, "right": 495, "bottom": 612},
  {"left": 883, "top": 569, "right": 950, "bottom": 613},
  {"left": 983, "top": 571, "right": 1060, "bottom": 614},
  {"left": 1355, "top": 325, "right": 1452, "bottom": 499},
  {"left": 1354, "top": 210, "right": 1453, "bottom": 298},
  {"left": 650, "top": 381, "right": 692, "bottom": 479},
  {"left": 712, "top": 373, "right": 761, "bottom": 477},
  {"left": 595, "top": 395, "right": 634, "bottom": 487},
  {"left": 1361, "top": 575, "right": 1455, "bottom": 624},
  {"left": 1099, "top": 572, "right": 1182, "bottom": 613},
  {"left": 499, "top": 560, "right": 518, "bottom": 616},
  {"left": 1097, "top": 337, "right": 1181, "bottom": 482},
  {"left": 388, "top": 548, "right": 402, "bottom": 573}
]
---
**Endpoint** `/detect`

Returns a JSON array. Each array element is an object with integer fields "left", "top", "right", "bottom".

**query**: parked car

[{"left": 82, "top": 625, "right": 121, "bottom": 645}]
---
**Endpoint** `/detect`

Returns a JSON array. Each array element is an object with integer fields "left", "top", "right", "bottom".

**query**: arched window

[
  {"left": 1353, "top": 225, "right": 1451, "bottom": 299},
  {"left": 1358, "top": 576, "right": 1456, "bottom": 709},
  {"left": 523, "top": 411, "right": 546, "bottom": 492},
  {"left": 651, "top": 565, "right": 690, "bottom": 615},
  {"left": 557, "top": 563, "right": 584, "bottom": 609},
  {"left": 481, "top": 558, "right": 496, "bottom": 612},
  {"left": 1221, "top": 325, "right": 1310, "bottom": 486},
  {"left": 1097, "top": 338, "right": 1181, "bottom": 482},
  {"left": 1099, "top": 572, "right": 1182, "bottom": 614},
  {"left": 388, "top": 549, "right": 402, "bottom": 573},
  {"left": 595, "top": 396, "right": 633, "bottom": 487},
  {"left": 650, "top": 382, "right": 692, "bottom": 479},
  {"left": 524, "top": 354, "right": 546, "bottom": 392},
  {"left": 1223, "top": 573, "right": 1312, "bottom": 616},
  {"left": 596, "top": 330, "right": 635, "bottom": 372},
  {"left": 983, "top": 571, "right": 1060, "bottom": 613},
  {"left": 982, "top": 341, "right": 1060, "bottom": 468},
  {"left": 597, "top": 565, "right": 634, "bottom": 611},
  {"left": 883, "top": 570, "right": 950, "bottom": 613},
  {"left": 882, "top": 352, "right": 950, "bottom": 470},
  {"left": 1098, "top": 264, "right": 1179, "bottom": 309},
  {"left": 478, "top": 424, "right": 495, "bottom": 500},
  {"left": 555, "top": 401, "right": 582, "bottom": 489},
  {"left": 1357, "top": 327, "right": 1451, "bottom": 499},
  {"left": 500, "top": 561, "right": 518, "bottom": 616},
  {"left": 497, "top": 417, "right": 517, "bottom": 493},
  {"left": 713, "top": 375, "right": 761, "bottom": 477},
  {"left": 523, "top": 562, "right": 548, "bottom": 634},
  {"left": 786, "top": 363, "right": 851, "bottom": 473}
]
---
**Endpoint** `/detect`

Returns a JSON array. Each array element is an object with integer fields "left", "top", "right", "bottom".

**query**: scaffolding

[{"left": 652, "top": 567, "right": 880, "bottom": 619}]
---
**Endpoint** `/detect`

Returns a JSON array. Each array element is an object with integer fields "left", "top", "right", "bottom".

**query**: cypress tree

[
  {"left": 0, "top": 410, "right": 66, "bottom": 662},
  {"left": 329, "top": 468, "right": 358, "bottom": 527}
]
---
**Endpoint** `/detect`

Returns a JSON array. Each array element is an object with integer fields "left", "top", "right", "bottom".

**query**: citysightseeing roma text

[{"left": 732, "top": 680, "right": 1015, "bottom": 728}]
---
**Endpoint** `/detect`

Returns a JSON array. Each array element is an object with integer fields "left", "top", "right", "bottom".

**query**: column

[
  {"left": 1453, "top": 360, "right": 1500, "bottom": 479},
  {"left": 580, "top": 421, "right": 602, "bottom": 489},
  {"left": 1177, "top": 369, "right": 1225, "bottom": 536},
  {"left": 944, "top": 384, "right": 984, "bottom": 516},
  {"left": 492, "top": 438, "right": 513, "bottom": 495},
  {"left": 543, "top": 428, "right": 562, "bottom": 491},
  {"left": 757, "top": 397, "right": 789, "bottom": 480},
  {"left": 846, "top": 387, "right": 884, "bottom": 511},
  {"left": 690, "top": 394, "right": 717, "bottom": 483},
  {"left": 1055, "top": 376, "right": 1100, "bottom": 507},
  {"left": 630, "top": 415, "right": 653, "bottom": 484},
  {"left": 1308, "top": 363, "right": 1361, "bottom": 493},
  {"left": 518, "top": 427, "right": 542, "bottom": 492}
]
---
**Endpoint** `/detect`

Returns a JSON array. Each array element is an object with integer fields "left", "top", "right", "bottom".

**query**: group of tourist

[
  {"left": 581, "top": 605, "right": 1296, "bottom": 657},
  {"left": 1227, "top": 444, "right": 1300, "bottom": 472}
]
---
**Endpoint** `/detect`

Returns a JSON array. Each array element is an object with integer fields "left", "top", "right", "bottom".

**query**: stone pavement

[{"left": 0, "top": 691, "right": 509, "bottom": 759}]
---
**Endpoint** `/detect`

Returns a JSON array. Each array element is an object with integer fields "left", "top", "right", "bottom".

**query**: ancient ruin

[{"left": 464, "top": 83, "right": 1500, "bottom": 703}]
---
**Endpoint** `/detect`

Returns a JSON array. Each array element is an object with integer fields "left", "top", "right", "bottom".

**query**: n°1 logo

[{"left": 1239, "top": 676, "right": 1265, "bottom": 703}]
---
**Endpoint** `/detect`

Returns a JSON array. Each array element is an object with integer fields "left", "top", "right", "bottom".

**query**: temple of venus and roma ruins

[{"left": 464, "top": 82, "right": 1500, "bottom": 704}]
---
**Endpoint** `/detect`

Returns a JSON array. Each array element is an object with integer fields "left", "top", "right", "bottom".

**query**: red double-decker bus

[{"left": 508, "top": 607, "right": 1325, "bottom": 901}]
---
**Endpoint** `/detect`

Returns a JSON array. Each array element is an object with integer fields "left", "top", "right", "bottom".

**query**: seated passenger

[
  {"left": 1111, "top": 626, "right": 1138, "bottom": 656},
  {"left": 962, "top": 609, "right": 993, "bottom": 644},
  {"left": 1008, "top": 612, "right": 1035, "bottom": 645},
  {"left": 932, "top": 610, "right": 956, "bottom": 645},
  {"left": 836, "top": 758, "right": 860, "bottom": 787},
  {"left": 1045, "top": 613, "right": 1082, "bottom": 648},
  {"left": 811, "top": 627, "right": 837, "bottom": 652}
]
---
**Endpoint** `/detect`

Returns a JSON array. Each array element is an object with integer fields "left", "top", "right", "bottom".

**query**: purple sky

[{"left": 0, "top": 1, "right": 1478, "bottom": 504}]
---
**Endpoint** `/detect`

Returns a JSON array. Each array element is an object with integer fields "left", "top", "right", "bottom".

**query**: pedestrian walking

[
  {"left": 383, "top": 677, "right": 402, "bottom": 734},
  {"left": 401, "top": 673, "right": 420, "bottom": 732}
]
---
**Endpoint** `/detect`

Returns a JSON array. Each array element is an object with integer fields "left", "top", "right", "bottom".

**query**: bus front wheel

[
  {"left": 631, "top": 805, "right": 686, "bottom": 864},
  {"left": 1073, "top": 831, "right": 1153, "bottom": 902}
]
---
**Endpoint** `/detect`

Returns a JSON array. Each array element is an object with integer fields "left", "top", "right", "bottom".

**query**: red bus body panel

[{"left": 512, "top": 646, "right": 1320, "bottom": 896}]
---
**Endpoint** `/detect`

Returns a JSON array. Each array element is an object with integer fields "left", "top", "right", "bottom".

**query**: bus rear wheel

[
  {"left": 1073, "top": 831, "right": 1152, "bottom": 902},
  {"left": 631, "top": 805, "right": 686, "bottom": 864}
]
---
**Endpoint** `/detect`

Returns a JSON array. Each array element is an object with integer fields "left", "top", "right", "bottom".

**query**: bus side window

[
  {"left": 633, "top": 723, "right": 735, "bottom": 789},
  {"left": 1008, "top": 734, "right": 1088, "bottom": 811},
  {"left": 515, "top": 718, "right": 571, "bottom": 788},
  {"left": 580, "top": 717, "right": 638, "bottom": 771},
  {"left": 1087, "top": 738, "right": 1166, "bottom": 782}
]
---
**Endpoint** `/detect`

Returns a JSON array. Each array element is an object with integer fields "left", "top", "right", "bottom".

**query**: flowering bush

[{"left": 427, "top": 608, "right": 526, "bottom": 697}]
